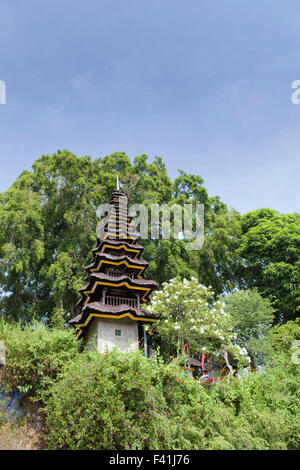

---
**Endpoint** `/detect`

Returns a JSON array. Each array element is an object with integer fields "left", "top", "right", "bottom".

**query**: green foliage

[
  {"left": 144, "top": 239, "right": 198, "bottom": 286},
  {"left": 0, "top": 152, "right": 298, "bottom": 326},
  {"left": 237, "top": 209, "right": 300, "bottom": 323},
  {"left": 224, "top": 289, "right": 275, "bottom": 366},
  {"left": 210, "top": 349, "right": 300, "bottom": 450},
  {"left": 0, "top": 319, "right": 80, "bottom": 398},
  {"left": 265, "top": 319, "right": 300, "bottom": 360},
  {"left": 0, "top": 150, "right": 241, "bottom": 323},
  {"left": 195, "top": 202, "right": 242, "bottom": 294},
  {"left": 147, "top": 277, "right": 248, "bottom": 369},
  {"left": 0, "top": 318, "right": 298, "bottom": 451},
  {"left": 43, "top": 349, "right": 207, "bottom": 450},
  {"left": 42, "top": 348, "right": 300, "bottom": 450},
  {"left": 0, "top": 150, "right": 299, "bottom": 450}
]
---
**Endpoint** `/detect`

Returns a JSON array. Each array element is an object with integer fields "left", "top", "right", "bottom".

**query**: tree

[
  {"left": 133, "top": 169, "right": 242, "bottom": 294},
  {"left": 266, "top": 318, "right": 300, "bottom": 360},
  {"left": 224, "top": 289, "right": 275, "bottom": 366},
  {"left": 0, "top": 150, "right": 241, "bottom": 324},
  {"left": 172, "top": 171, "right": 242, "bottom": 295},
  {"left": 194, "top": 201, "right": 241, "bottom": 294},
  {"left": 146, "top": 277, "right": 250, "bottom": 372},
  {"left": 236, "top": 209, "right": 300, "bottom": 323},
  {"left": 0, "top": 151, "right": 173, "bottom": 323}
]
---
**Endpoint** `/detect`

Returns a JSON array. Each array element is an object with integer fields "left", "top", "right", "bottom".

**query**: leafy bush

[
  {"left": 210, "top": 354, "right": 300, "bottom": 449},
  {"left": 266, "top": 319, "right": 300, "bottom": 359},
  {"left": 1, "top": 318, "right": 299, "bottom": 450},
  {"left": 0, "top": 320, "right": 80, "bottom": 398},
  {"left": 43, "top": 348, "right": 300, "bottom": 450},
  {"left": 43, "top": 349, "right": 208, "bottom": 450}
]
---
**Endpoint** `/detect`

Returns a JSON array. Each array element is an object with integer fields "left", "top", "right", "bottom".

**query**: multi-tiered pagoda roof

[{"left": 70, "top": 188, "right": 158, "bottom": 339}]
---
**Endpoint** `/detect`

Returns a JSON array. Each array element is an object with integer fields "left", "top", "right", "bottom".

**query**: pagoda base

[{"left": 86, "top": 317, "right": 139, "bottom": 354}]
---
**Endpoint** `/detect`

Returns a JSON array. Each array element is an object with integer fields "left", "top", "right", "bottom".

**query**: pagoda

[{"left": 70, "top": 185, "right": 158, "bottom": 353}]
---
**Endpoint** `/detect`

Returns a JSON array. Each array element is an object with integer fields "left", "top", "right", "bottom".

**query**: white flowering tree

[{"left": 146, "top": 277, "right": 250, "bottom": 374}]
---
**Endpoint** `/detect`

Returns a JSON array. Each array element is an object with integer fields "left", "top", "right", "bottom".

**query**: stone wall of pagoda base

[
  {"left": 86, "top": 317, "right": 139, "bottom": 353},
  {"left": 86, "top": 319, "right": 98, "bottom": 351}
]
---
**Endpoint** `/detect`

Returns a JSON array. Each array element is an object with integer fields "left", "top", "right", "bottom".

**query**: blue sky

[{"left": 0, "top": 0, "right": 299, "bottom": 213}]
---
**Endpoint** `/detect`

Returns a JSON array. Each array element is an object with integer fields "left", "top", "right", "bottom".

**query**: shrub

[
  {"left": 209, "top": 354, "right": 300, "bottom": 449},
  {"left": 42, "top": 348, "right": 300, "bottom": 450},
  {"left": 1, "top": 318, "right": 299, "bottom": 450},
  {"left": 0, "top": 320, "right": 80, "bottom": 399},
  {"left": 43, "top": 349, "right": 213, "bottom": 450}
]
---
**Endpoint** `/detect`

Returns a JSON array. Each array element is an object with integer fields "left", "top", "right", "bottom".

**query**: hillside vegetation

[{"left": 0, "top": 317, "right": 299, "bottom": 450}]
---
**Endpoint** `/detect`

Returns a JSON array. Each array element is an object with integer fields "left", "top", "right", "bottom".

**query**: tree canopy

[
  {"left": 224, "top": 289, "right": 275, "bottom": 366},
  {"left": 237, "top": 209, "right": 300, "bottom": 323},
  {"left": 0, "top": 150, "right": 241, "bottom": 324},
  {"left": 0, "top": 150, "right": 298, "bottom": 325}
]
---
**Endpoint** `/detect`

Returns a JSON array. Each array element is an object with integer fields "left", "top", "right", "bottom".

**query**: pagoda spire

[{"left": 116, "top": 174, "right": 120, "bottom": 190}]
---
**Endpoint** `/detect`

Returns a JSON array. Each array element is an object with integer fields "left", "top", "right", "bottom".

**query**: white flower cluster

[
  {"left": 236, "top": 344, "right": 248, "bottom": 356},
  {"left": 145, "top": 278, "right": 241, "bottom": 358}
]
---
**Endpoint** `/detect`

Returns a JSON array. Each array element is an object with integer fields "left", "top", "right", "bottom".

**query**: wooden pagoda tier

[
  {"left": 97, "top": 190, "right": 140, "bottom": 242},
  {"left": 70, "top": 188, "right": 158, "bottom": 339}
]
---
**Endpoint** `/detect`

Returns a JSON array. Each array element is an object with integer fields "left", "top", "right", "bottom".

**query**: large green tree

[
  {"left": 0, "top": 150, "right": 240, "bottom": 323},
  {"left": 236, "top": 209, "right": 300, "bottom": 323},
  {"left": 144, "top": 171, "right": 242, "bottom": 293},
  {"left": 224, "top": 289, "right": 275, "bottom": 366}
]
